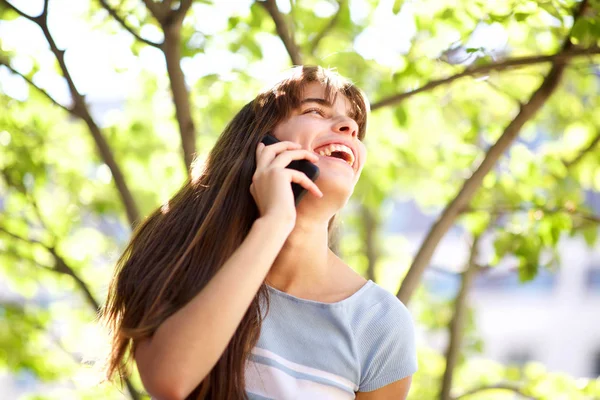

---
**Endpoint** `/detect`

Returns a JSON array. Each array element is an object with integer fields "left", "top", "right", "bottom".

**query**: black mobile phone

[{"left": 260, "top": 134, "right": 320, "bottom": 206}]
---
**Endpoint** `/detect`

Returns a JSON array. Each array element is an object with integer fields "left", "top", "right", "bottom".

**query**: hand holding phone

[{"left": 260, "top": 134, "right": 320, "bottom": 206}]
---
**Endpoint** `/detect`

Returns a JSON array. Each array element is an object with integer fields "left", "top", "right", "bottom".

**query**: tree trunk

[
  {"left": 439, "top": 236, "right": 480, "bottom": 400},
  {"left": 163, "top": 26, "right": 197, "bottom": 173}
]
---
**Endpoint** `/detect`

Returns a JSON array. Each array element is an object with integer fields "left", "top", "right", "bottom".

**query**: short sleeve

[{"left": 356, "top": 297, "right": 418, "bottom": 392}]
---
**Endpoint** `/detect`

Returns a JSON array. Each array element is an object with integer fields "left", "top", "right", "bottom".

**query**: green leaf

[
  {"left": 488, "top": 13, "right": 512, "bottom": 22},
  {"left": 538, "top": 2, "right": 561, "bottom": 20},
  {"left": 461, "top": 211, "right": 491, "bottom": 235},
  {"left": 514, "top": 12, "right": 530, "bottom": 22},
  {"left": 571, "top": 18, "right": 593, "bottom": 45},
  {"left": 0, "top": 3, "right": 21, "bottom": 20},
  {"left": 440, "top": 8, "right": 455, "bottom": 20},
  {"left": 242, "top": 37, "right": 263, "bottom": 59},
  {"left": 518, "top": 258, "right": 538, "bottom": 282},
  {"left": 228, "top": 16, "right": 241, "bottom": 30},
  {"left": 582, "top": 226, "right": 599, "bottom": 247},
  {"left": 392, "top": 0, "right": 403, "bottom": 14},
  {"left": 394, "top": 107, "right": 408, "bottom": 126},
  {"left": 249, "top": 2, "right": 267, "bottom": 28}
]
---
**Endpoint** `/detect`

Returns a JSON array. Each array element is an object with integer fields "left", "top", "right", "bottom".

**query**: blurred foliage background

[{"left": 1, "top": 0, "right": 600, "bottom": 399}]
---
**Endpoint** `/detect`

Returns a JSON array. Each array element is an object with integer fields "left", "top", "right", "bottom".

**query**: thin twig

[
  {"left": 564, "top": 130, "right": 600, "bottom": 168},
  {"left": 0, "top": 227, "right": 48, "bottom": 247},
  {"left": 0, "top": 57, "right": 72, "bottom": 113},
  {"left": 97, "top": 0, "right": 161, "bottom": 47},
  {"left": 259, "top": 0, "right": 303, "bottom": 65},
  {"left": 26, "top": 191, "right": 56, "bottom": 246},
  {"left": 310, "top": 0, "right": 344, "bottom": 56},
  {"left": 372, "top": 47, "right": 600, "bottom": 111},
  {"left": 484, "top": 79, "right": 523, "bottom": 105},
  {"left": 462, "top": 206, "right": 600, "bottom": 224},
  {"left": 0, "top": 226, "right": 101, "bottom": 311},
  {"left": 452, "top": 383, "right": 538, "bottom": 400},
  {"left": 1, "top": 0, "right": 33, "bottom": 20},
  {"left": 34, "top": 321, "right": 83, "bottom": 364}
]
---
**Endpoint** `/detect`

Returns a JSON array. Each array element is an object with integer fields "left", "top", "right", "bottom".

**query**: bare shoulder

[{"left": 329, "top": 251, "right": 368, "bottom": 298}]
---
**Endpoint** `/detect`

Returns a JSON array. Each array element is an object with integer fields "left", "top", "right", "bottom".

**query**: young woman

[{"left": 102, "top": 66, "right": 417, "bottom": 400}]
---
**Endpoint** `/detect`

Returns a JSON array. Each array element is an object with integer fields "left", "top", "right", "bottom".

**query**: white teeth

[{"left": 315, "top": 143, "right": 355, "bottom": 166}]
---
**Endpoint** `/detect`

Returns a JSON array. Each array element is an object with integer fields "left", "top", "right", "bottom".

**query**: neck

[{"left": 265, "top": 213, "right": 332, "bottom": 293}]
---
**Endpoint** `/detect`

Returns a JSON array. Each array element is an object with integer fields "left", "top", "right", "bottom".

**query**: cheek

[
  {"left": 357, "top": 143, "right": 367, "bottom": 166},
  {"left": 273, "top": 116, "right": 325, "bottom": 143},
  {"left": 272, "top": 121, "right": 297, "bottom": 142}
]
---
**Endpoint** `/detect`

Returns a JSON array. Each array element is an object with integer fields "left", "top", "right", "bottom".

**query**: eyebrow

[
  {"left": 301, "top": 98, "right": 333, "bottom": 107},
  {"left": 300, "top": 97, "right": 354, "bottom": 118}
]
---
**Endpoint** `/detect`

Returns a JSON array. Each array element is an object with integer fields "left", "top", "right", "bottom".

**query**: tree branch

[
  {"left": 0, "top": 0, "right": 141, "bottom": 227},
  {"left": 160, "top": 4, "right": 197, "bottom": 172},
  {"left": 452, "top": 383, "right": 538, "bottom": 400},
  {"left": 141, "top": 0, "right": 181, "bottom": 24},
  {"left": 463, "top": 206, "right": 600, "bottom": 225},
  {"left": 396, "top": 0, "right": 590, "bottom": 305},
  {"left": 163, "top": 0, "right": 174, "bottom": 11},
  {"left": 33, "top": 320, "right": 83, "bottom": 364},
  {"left": 97, "top": 0, "right": 161, "bottom": 47},
  {"left": 176, "top": 0, "right": 193, "bottom": 19},
  {"left": 484, "top": 79, "right": 523, "bottom": 106},
  {"left": 136, "top": 0, "right": 197, "bottom": 173},
  {"left": 310, "top": 0, "right": 344, "bottom": 56},
  {"left": 564, "top": 129, "right": 600, "bottom": 168},
  {"left": 0, "top": 225, "right": 141, "bottom": 400},
  {"left": 440, "top": 235, "right": 480, "bottom": 400},
  {"left": 259, "top": 0, "right": 303, "bottom": 65},
  {"left": 0, "top": 226, "right": 100, "bottom": 311},
  {"left": 0, "top": 57, "right": 72, "bottom": 113},
  {"left": 141, "top": 0, "right": 165, "bottom": 20},
  {"left": 0, "top": 226, "right": 47, "bottom": 247},
  {"left": 52, "top": 249, "right": 102, "bottom": 311},
  {"left": 360, "top": 205, "right": 378, "bottom": 282},
  {"left": 371, "top": 47, "right": 600, "bottom": 111},
  {"left": 1, "top": 0, "right": 35, "bottom": 20}
]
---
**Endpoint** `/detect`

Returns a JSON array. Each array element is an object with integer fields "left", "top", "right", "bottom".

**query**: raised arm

[
  {"left": 134, "top": 140, "right": 321, "bottom": 400},
  {"left": 135, "top": 215, "right": 289, "bottom": 400}
]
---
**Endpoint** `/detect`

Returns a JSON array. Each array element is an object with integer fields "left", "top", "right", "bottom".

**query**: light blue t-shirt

[{"left": 245, "top": 280, "right": 418, "bottom": 399}]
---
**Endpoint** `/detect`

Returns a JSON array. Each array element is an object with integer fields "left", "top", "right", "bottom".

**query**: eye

[{"left": 303, "top": 107, "right": 326, "bottom": 117}]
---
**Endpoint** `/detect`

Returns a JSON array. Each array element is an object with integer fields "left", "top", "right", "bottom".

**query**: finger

[
  {"left": 256, "top": 142, "right": 265, "bottom": 158},
  {"left": 286, "top": 169, "right": 323, "bottom": 198},
  {"left": 257, "top": 141, "right": 301, "bottom": 168},
  {"left": 256, "top": 141, "right": 302, "bottom": 170},
  {"left": 270, "top": 150, "right": 319, "bottom": 169}
]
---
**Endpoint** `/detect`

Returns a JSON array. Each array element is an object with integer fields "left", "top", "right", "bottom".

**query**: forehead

[{"left": 301, "top": 82, "right": 352, "bottom": 114}]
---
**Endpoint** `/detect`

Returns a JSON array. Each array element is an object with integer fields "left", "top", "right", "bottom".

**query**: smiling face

[{"left": 272, "top": 82, "right": 367, "bottom": 206}]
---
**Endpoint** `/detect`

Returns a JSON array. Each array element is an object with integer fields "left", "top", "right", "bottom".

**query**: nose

[{"left": 332, "top": 116, "right": 358, "bottom": 138}]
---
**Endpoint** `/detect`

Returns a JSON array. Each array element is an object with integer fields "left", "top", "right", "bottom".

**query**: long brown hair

[{"left": 102, "top": 66, "right": 369, "bottom": 399}]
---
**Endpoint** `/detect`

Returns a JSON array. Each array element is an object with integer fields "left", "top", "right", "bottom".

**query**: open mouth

[{"left": 313, "top": 143, "right": 355, "bottom": 167}]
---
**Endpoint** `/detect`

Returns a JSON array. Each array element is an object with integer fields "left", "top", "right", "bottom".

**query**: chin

[{"left": 316, "top": 180, "right": 354, "bottom": 207}]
